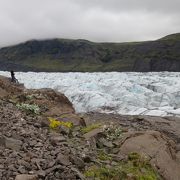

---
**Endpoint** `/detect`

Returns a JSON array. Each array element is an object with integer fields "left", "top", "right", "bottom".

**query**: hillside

[
  {"left": 0, "top": 76, "right": 180, "bottom": 179},
  {"left": 0, "top": 33, "right": 180, "bottom": 72}
]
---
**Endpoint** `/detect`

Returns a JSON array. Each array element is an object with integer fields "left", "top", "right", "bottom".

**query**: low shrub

[{"left": 16, "top": 103, "right": 40, "bottom": 114}]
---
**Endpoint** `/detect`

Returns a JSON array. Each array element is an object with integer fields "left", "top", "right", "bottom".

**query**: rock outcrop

[{"left": 119, "top": 131, "right": 180, "bottom": 180}]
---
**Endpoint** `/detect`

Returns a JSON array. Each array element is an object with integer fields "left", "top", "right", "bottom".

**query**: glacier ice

[{"left": 1, "top": 71, "right": 180, "bottom": 117}]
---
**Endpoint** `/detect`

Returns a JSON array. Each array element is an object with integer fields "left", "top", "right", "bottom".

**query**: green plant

[
  {"left": 26, "top": 95, "right": 34, "bottom": 100},
  {"left": 84, "top": 165, "right": 126, "bottom": 180},
  {"left": 16, "top": 103, "right": 40, "bottom": 114},
  {"left": 81, "top": 123, "right": 102, "bottom": 134},
  {"left": 104, "top": 126, "right": 122, "bottom": 140},
  {"left": 84, "top": 153, "right": 160, "bottom": 180},
  {"left": 98, "top": 150, "right": 112, "bottom": 161}
]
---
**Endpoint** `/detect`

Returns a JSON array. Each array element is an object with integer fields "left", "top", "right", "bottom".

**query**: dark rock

[
  {"left": 98, "top": 138, "right": 114, "bottom": 148},
  {"left": 17, "top": 160, "right": 31, "bottom": 169},
  {"left": 70, "top": 156, "right": 85, "bottom": 169},
  {"left": 50, "top": 135, "right": 66, "bottom": 145},
  {"left": 83, "top": 128, "right": 103, "bottom": 140},
  {"left": 71, "top": 167, "right": 85, "bottom": 180},
  {"left": 45, "top": 165, "right": 64, "bottom": 174},
  {"left": 59, "top": 126, "right": 71, "bottom": 135},
  {"left": 18, "top": 166, "right": 26, "bottom": 174},
  {"left": 83, "top": 155, "right": 92, "bottom": 163},
  {"left": 56, "top": 153, "right": 71, "bottom": 166},
  {"left": 0, "top": 136, "right": 5, "bottom": 147}
]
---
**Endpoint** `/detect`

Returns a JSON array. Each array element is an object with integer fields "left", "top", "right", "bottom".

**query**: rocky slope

[
  {"left": 0, "top": 33, "right": 180, "bottom": 72},
  {"left": 0, "top": 76, "right": 180, "bottom": 179}
]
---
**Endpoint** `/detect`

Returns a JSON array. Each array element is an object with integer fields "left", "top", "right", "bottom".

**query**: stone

[
  {"left": 98, "top": 138, "right": 114, "bottom": 148},
  {"left": 48, "top": 160, "right": 56, "bottom": 168},
  {"left": 111, "top": 148, "right": 119, "bottom": 154},
  {"left": 50, "top": 135, "right": 66, "bottom": 145},
  {"left": 15, "top": 174, "right": 38, "bottom": 180},
  {"left": 45, "top": 165, "right": 64, "bottom": 174},
  {"left": 18, "top": 166, "right": 26, "bottom": 174},
  {"left": 8, "top": 164, "right": 17, "bottom": 171},
  {"left": 176, "top": 144, "right": 180, "bottom": 151},
  {"left": 59, "top": 126, "right": 70, "bottom": 135},
  {"left": 70, "top": 156, "right": 85, "bottom": 169},
  {"left": 83, "top": 128, "right": 103, "bottom": 140},
  {"left": 29, "top": 140, "right": 37, "bottom": 147},
  {"left": 56, "top": 153, "right": 71, "bottom": 166},
  {"left": 71, "top": 167, "right": 85, "bottom": 180},
  {"left": 83, "top": 155, "right": 92, "bottom": 163},
  {"left": 37, "top": 170, "right": 46, "bottom": 177},
  {"left": 17, "top": 160, "right": 31, "bottom": 169},
  {"left": 0, "top": 136, "right": 5, "bottom": 147},
  {"left": 5, "top": 137, "right": 23, "bottom": 151},
  {"left": 110, "top": 154, "right": 125, "bottom": 162},
  {"left": 34, "top": 142, "right": 43, "bottom": 147},
  {"left": 39, "top": 117, "right": 49, "bottom": 127},
  {"left": 177, "top": 151, "right": 180, "bottom": 163}
]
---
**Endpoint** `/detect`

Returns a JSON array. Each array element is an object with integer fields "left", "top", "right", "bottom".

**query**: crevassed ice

[{"left": 1, "top": 71, "right": 180, "bottom": 117}]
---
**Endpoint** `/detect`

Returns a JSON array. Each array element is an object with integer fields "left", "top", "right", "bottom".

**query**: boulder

[
  {"left": 56, "top": 153, "right": 71, "bottom": 166},
  {"left": 83, "top": 128, "right": 103, "bottom": 140},
  {"left": 119, "top": 131, "right": 180, "bottom": 180}
]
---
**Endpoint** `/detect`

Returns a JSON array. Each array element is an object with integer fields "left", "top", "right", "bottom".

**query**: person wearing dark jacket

[{"left": 10, "top": 70, "right": 18, "bottom": 83}]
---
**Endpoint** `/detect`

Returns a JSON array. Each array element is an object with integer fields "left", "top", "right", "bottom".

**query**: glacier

[{"left": 1, "top": 71, "right": 180, "bottom": 116}]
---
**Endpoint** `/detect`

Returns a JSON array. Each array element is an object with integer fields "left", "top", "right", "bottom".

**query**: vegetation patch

[
  {"left": 81, "top": 123, "right": 102, "bottom": 134},
  {"left": 16, "top": 103, "right": 40, "bottom": 114},
  {"left": 84, "top": 152, "right": 160, "bottom": 180},
  {"left": 104, "top": 125, "right": 122, "bottom": 140},
  {"left": 84, "top": 165, "right": 126, "bottom": 180},
  {"left": 26, "top": 94, "right": 35, "bottom": 100},
  {"left": 98, "top": 150, "right": 112, "bottom": 161}
]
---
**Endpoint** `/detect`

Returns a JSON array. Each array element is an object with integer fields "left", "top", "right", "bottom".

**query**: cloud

[
  {"left": 75, "top": 0, "right": 180, "bottom": 14},
  {"left": 0, "top": 0, "right": 179, "bottom": 46}
]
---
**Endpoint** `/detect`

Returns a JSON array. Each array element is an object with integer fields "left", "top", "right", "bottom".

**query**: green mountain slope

[{"left": 0, "top": 33, "right": 180, "bottom": 72}]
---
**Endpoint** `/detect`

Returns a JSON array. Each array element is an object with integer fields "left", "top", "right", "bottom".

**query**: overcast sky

[{"left": 0, "top": 0, "right": 179, "bottom": 46}]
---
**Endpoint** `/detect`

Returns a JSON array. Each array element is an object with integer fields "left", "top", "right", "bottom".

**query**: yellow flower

[{"left": 48, "top": 117, "right": 73, "bottom": 129}]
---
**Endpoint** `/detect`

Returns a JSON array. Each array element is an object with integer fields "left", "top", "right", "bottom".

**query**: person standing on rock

[{"left": 10, "top": 70, "right": 18, "bottom": 83}]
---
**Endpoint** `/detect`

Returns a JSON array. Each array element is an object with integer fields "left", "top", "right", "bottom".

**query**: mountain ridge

[{"left": 0, "top": 33, "right": 180, "bottom": 72}]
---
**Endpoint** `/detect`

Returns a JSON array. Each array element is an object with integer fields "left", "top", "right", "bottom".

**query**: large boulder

[{"left": 119, "top": 131, "right": 180, "bottom": 180}]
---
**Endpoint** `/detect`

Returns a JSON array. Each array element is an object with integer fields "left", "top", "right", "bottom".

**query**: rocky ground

[{"left": 0, "top": 76, "right": 180, "bottom": 180}]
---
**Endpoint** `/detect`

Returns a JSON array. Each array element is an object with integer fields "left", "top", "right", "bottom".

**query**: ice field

[{"left": 1, "top": 71, "right": 180, "bottom": 116}]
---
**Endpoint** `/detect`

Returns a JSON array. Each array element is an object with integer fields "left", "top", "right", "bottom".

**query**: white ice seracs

[{"left": 1, "top": 71, "right": 180, "bottom": 117}]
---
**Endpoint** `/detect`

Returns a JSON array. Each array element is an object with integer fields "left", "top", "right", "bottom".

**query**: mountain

[{"left": 0, "top": 33, "right": 180, "bottom": 72}]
